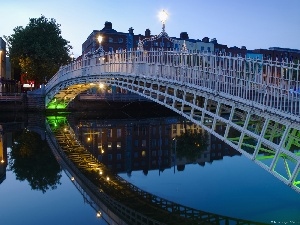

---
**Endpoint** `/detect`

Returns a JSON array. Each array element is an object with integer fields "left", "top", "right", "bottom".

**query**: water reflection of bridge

[{"left": 46, "top": 116, "right": 267, "bottom": 225}]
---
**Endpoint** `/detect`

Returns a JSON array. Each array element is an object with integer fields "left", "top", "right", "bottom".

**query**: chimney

[
  {"left": 145, "top": 29, "right": 151, "bottom": 37},
  {"left": 128, "top": 27, "right": 134, "bottom": 34},
  {"left": 180, "top": 32, "right": 189, "bottom": 40},
  {"left": 104, "top": 21, "right": 112, "bottom": 30},
  {"left": 202, "top": 37, "right": 209, "bottom": 43}
]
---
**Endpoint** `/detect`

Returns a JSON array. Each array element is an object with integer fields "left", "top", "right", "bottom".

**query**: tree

[
  {"left": 5, "top": 15, "right": 72, "bottom": 84},
  {"left": 9, "top": 130, "right": 62, "bottom": 193},
  {"left": 175, "top": 130, "right": 208, "bottom": 161}
]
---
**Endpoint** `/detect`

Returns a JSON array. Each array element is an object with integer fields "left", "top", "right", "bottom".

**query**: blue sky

[{"left": 1, "top": 0, "right": 299, "bottom": 56}]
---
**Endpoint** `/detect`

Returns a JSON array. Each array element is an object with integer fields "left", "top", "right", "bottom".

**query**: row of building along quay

[{"left": 1, "top": 20, "right": 300, "bottom": 90}]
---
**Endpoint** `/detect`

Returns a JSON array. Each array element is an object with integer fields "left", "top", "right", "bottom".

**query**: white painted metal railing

[{"left": 46, "top": 49, "right": 300, "bottom": 118}]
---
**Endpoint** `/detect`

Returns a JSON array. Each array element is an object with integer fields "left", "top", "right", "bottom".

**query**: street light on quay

[
  {"left": 70, "top": 52, "right": 74, "bottom": 61},
  {"left": 97, "top": 35, "right": 103, "bottom": 52}
]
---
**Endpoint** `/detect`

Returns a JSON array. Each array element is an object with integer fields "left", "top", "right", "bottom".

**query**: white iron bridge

[{"left": 44, "top": 49, "right": 300, "bottom": 193}]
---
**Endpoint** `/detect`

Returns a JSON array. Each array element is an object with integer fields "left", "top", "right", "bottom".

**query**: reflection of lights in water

[{"left": 96, "top": 211, "right": 102, "bottom": 218}]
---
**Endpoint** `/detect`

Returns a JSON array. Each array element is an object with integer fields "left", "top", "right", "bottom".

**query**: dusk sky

[{"left": 1, "top": 0, "right": 299, "bottom": 57}]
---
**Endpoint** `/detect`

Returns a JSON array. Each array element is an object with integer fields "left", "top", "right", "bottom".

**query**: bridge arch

[{"left": 45, "top": 49, "right": 300, "bottom": 193}]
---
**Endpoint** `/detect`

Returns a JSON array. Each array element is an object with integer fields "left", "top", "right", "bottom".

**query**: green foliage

[
  {"left": 9, "top": 130, "right": 62, "bottom": 193},
  {"left": 5, "top": 15, "right": 72, "bottom": 83},
  {"left": 175, "top": 130, "right": 208, "bottom": 161}
]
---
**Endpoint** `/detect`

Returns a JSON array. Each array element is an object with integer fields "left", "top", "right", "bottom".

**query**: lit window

[
  {"left": 108, "top": 142, "right": 112, "bottom": 149},
  {"left": 117, "top": 142, "right": 121, "bottom": 149}
]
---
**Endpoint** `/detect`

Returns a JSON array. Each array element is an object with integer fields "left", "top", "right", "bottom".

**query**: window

[
  {"left": 152, "top": 139, "right": 156, "bottom": 147},
  {"left": 109, "top": 37, "right": 113, "bottom": 43},
  {"left": 108, "top": 154, "right": 112, "bottom": 161},
  {"left": 134, "top": 152, "right": 138, "bottom": 158},
  {"left": 117, "top": 154, "right": 122, "bottom": 160},
  {"left": 142, "top": 127, "right": 147, "bottom": 135},
  {"left": 117, "top": 129, "right": 121, "bottom": 138},
  {"left": 107, "top": 129, "right": 112, "bottom": 137},
  {"left": 152, "top": 127, "right": 156, "bottom": 135},
  {"left": 142, "top": 140, "right": 146, "bottom": 147},
  {"left": 108, "top": 142, "right": 112, "bottom": 149},
  {"left": 118, "top": 38, "right": 123, "bottom": 43},
  {"left": 167, "top": 42, "right": 170, "bottom": 47},
  {"left": 201, "top": 46, "right": 204, "bottom": 51},
  {"left": 134, "top": 140, "right": 139, "bottom": 147},
  {"left": 164, "top": 138, "right": 168, "bottom": 146},
  {"left": 152, "top": 151, "right": 156, "bottom": 156},
  {"left": 154, "top": 42, "right": 158, "bottom": 46},
  {"left": 160, "top": 42, "right": 164, "bottom": 47},
  {"left": 117, "top": 142, "right": 121, "bottom": 149},
  {"left": 207, "top": 47, "right": 211, "bottom": 52},
  {"left": 109, "top": 47, "right": 113, "bottom": 52}
]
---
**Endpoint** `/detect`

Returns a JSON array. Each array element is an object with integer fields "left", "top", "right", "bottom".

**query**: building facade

[{"left": 0, "top": 37, "right": 6, "bottom": 79}]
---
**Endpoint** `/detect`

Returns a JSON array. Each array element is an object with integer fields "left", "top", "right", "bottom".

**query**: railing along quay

[{"left": 45, "top": 119, "right": 268, "bottom": 225}]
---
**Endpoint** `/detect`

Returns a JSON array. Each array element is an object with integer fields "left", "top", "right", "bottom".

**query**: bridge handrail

[{"left": 45, "top": 49, "right": 300, "bottom": 118}]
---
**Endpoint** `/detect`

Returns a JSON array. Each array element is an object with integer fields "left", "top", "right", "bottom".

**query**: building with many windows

[
  {"left": 82, "top": 21, "right": 216, "bottom": 55},
  {"left": 82, "top": 21, "right": 300, "bottom": 65}
]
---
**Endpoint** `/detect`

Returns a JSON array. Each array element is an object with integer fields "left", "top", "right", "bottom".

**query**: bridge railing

[{"left": 46, "top": 49, "right": 300, "bottom": 118}]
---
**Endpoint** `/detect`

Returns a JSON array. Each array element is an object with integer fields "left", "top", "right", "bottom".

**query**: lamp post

[
  {"left": 158, "top": 10, "right": 168, "bottom": 33},
  {"left": 70, "top": 52, "right": 74, "bottom": 62},
  {"left": 97, "top": 35, "right": 103, "bottom": 52}
]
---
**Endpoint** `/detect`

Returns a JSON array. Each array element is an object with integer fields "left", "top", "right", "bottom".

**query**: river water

[{"left": 0, "top": 110, "right": 299, "bottom": 225}]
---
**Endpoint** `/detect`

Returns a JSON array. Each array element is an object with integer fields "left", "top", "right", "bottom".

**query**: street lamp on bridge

[
  {"left": 138, "top": 9, "right": 184, "bottom": 51},
  {"left": 158, "top": 10, "right": 168, "bottom": 33}
]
